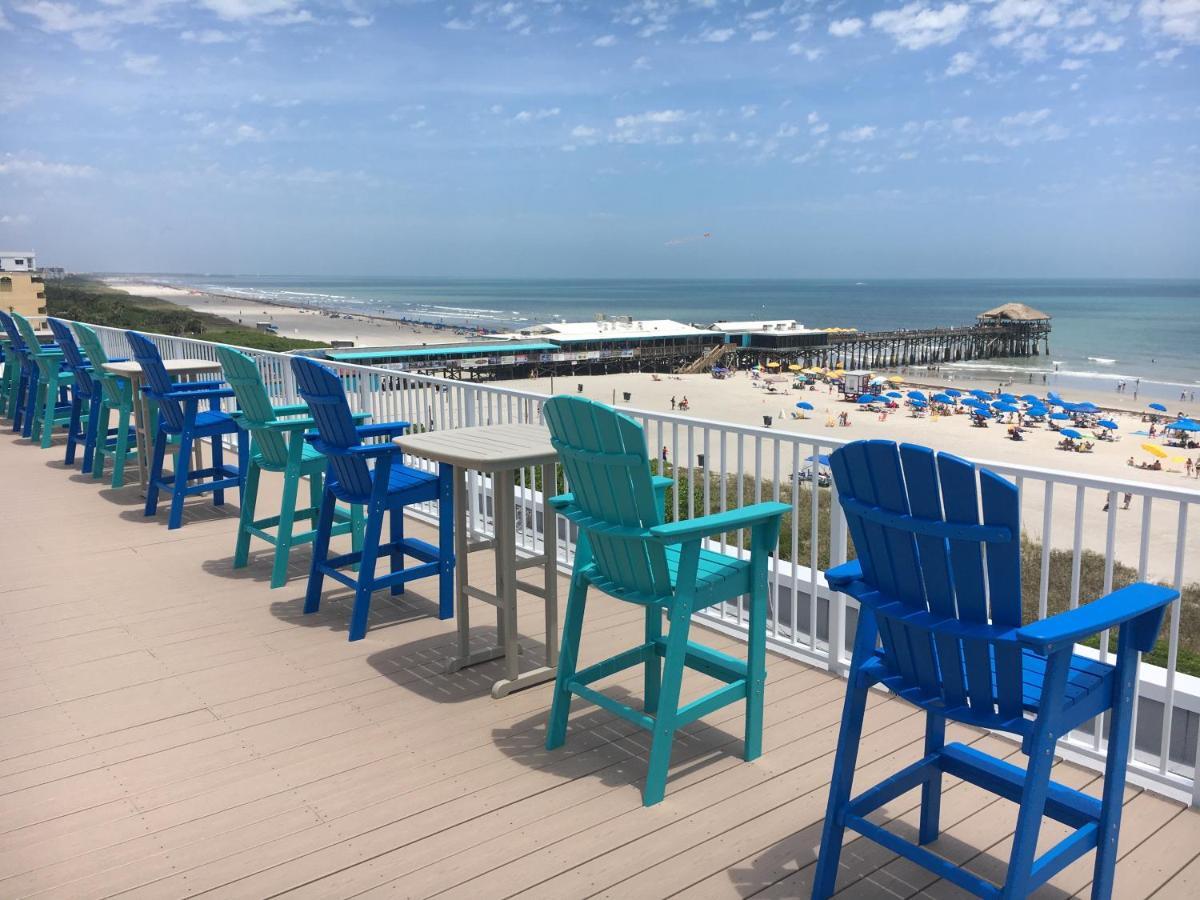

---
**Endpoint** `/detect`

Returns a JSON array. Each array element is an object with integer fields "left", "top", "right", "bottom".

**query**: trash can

[
  {"left": 697, "top": 453, "right": 705, "bottom": 469},
  {"left": 763, "top": 415, "right": 773, "bottom": 427},
  {"left": 623, "top": 392, "right": 631, "bottom": 402},
  {"left": 577, "top": 384, "right": 584, "bottom": 393}
]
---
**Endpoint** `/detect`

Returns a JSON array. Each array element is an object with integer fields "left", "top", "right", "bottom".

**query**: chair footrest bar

[
  {"left": 845, "top": 814, "right": 1000, "bottom": 899},
  {"left": 1030, "top": 822, "right": 1100, "bottom": 890},
  {"left": 567, "top": 681, "right": 655, "bottom": 731},
  {"left": 940, "top": 743, "right": 1102, "bottom": 829},
  {"left": 514, "top": 579, "right": 547, "bottom": 599},
  {"left": 573, "top": 644, "right": 656, "bottom": 687},
  {"left": 652, "top": 637, "right": 748, "bottom": 683},
  {"left": 674, "top": 680, "right": 748, "bottom": 728},
  {"left": 848, "top": 755, "right": 942, "bottom": 818}
]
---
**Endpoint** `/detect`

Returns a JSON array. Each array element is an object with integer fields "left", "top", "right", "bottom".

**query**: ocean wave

[{"left": 1087, "top": 357, "right": 1117, "bottom": 365}]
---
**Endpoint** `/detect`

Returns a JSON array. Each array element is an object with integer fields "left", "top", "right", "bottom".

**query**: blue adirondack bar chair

[
  {"left": 126, "top": 331, "right": 248, "bottom": 529},
  {"left": 46, "top": 317, "right": 102, "bottom": 469},
  {"left": 290, "top": 356, "right": 453, "bottom": 642},
  {"left": 0, "top": 310, "right": 32, "bottom": 430},
  {"left": 542, "top": 396, "right": 788, "bottom": 806},
  {"left": 813, "top": 440, "right": 1178, "bottom": 900}
]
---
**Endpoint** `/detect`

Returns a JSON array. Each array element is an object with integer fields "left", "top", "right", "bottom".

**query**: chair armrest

[
  {"left": 356, "top": 420, "right": 410, "bottom": 440},
  {"left": 825, "top": 560, "right": 863, "bottom": 589},
  {"left": 270, "top": 403, "right": 311, "bottom": 417},
  {"left": 168, "top": 379, "right": 225, "bottom": 392},
  {"left": 306, "top": 436, "right": 399, "bottom": 460},
  {"left": 1016, "top": 583, "right": 1178, "bottom": 655},
  {"left": 158, "top": 387, "right": 236, "bottom": 402},
  {"left": 649, "top": 501, "right": 789, "bottom": 545}
]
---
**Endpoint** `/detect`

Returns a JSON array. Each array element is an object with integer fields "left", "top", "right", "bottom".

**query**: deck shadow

[{"left": 267, "top": 582, "right": 445, "bottom": 643}]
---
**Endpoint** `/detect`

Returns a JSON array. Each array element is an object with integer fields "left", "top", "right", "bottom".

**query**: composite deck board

[{"left": 0, "top": 431, "right": 1195, "bottom": 898}]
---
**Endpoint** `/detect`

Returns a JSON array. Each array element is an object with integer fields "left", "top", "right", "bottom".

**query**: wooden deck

[{"left": 1, "top": 429, "right": 1196, "bottom": 899}]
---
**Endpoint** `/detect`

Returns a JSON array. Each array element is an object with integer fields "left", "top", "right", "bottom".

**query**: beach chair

[
  {"left": 290, "top": 356, "right": 453, "bottom": 641},
  {"left": 217, "top": 346, "right": 362, "bottom": 588},
  {"left": 542, "top": 396, "right": 788, "bottom": 806},
  {"left": 12, "top": 312, "right": 73, "bottom": 448},
  {"left": 813, "top": 439, "right": 1178, "bottom": 900},
  {"left": 0, "top": 310, "right": 32, "bottom": 427},
  {"left": 46, "top": 318, "right": 103, "bottom": 469},
  {"left": 126, "top": 331, "right": 248, "bottom": 529},
  {"left": 71, "top": 323, "right": 138, "bottom": 488}
]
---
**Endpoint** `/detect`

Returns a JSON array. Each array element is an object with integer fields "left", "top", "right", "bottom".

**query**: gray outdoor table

[
  {"left": 394, "top": 423, "right": 560, "bottom": 698},
  {"left": 102, "top": 358, "right": 222, "bottom": 489}
]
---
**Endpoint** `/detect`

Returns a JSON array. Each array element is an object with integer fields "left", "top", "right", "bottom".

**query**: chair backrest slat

[
  {"left": 831, "top": 440, "right": 1024, "bottom": 721},
  {"left": 72, "top": 322, "right": 128, "bottom": 407},
  {"left": 0, "top": 311, "right": 27, "bottom": 351},
  {"left": 289, "top": 357, "right": 372, "bottom": 496},
  {"left": 543, "top": 396, "right": 669, "bottom": 599},
  {"left": 47, "top": 318, "right": 96, "bottom": 397},
  {"left": 217, "top": 346, "right": 290, "bottom": 468}
]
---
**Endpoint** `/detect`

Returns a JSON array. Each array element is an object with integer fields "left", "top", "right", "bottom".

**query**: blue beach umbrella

[
  {"left": 970, "top": 389, "right": 991, "bottom": 400},
  {"left": 885, "top": 390, "right": 903, "bottom": 398},
  {"left": 1149, "top": 402, "right": 1167, "bottom": 412},
  {"left": 1165, "top": 419, "right": 1200, "bottom": 432},
  {"left": 1076, "top": 401, "right": 1099, "bottom": 413},
  {"left": 1060, "top": 428, "right": 1083, "bottom": 440},
  {"left": 931, "top": 393, "right": 953, "bottom": 403},
  {"left": 906, "top": 390, "right": 926, "bottom": 401},
  {"left": 1048, "top": 391, "right": 1065, "bottom": 405},
  {"left": 1026, "top": 407, "right": 1048, "bottom": 419},
  {"left": 795, "top": 401, "right": 814, "bottom": 411},
  {"left": 911, "top": 399, "right": 928, "bottom": 408},
  {"left": 945, "top": 388, "right": 963, "bottom": 397},
  {"left": 994, "top": 402, "right": 1019, "bottom": 414},
  {"left": 1098, "top": 419, "right": 1119, "bottom": 430},
  {"left": 972, "top": 407, "right": 994, "bottom": 418},
  {"left": 961, "top": 397, "right": 986, "bottom": 409},
  {"left": 1021, "top": 394, "right": 1041, "bottom": 404},
  {"left": 858, "top": 393, "right": 879, "bottom": 404},
  {"left": 999, "top": 393, "right": 1018, "bottom": 403},
  {"left": 1050, "top": 411, "right": 1071, "bottom": 421},
  {"left": 805, "top": 454, "right": 831, "bottom": 465}
]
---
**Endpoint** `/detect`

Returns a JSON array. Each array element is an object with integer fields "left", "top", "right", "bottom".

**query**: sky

[{"left": 1, "top": 0, "right": 1198, "bottom": 278}]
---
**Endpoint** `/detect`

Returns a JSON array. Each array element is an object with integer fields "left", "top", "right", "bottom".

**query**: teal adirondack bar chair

[
  {"left": 72, "top": 322, "right": 137, "bottom": 488},
  {"left": 12, "top": 312, "right": 73, "bottom": 448},
  {"left": 542, "top": 396, "right": 788, "bottom": 806},
  {"left": 0, "top": 327, "right": 16, "bottom": 420},
  {"left": 814, "top": 440, "right": 1178, "bottom": 900},
  {"left": 217, "top": 346, "right": 363, "bottom": 588}
]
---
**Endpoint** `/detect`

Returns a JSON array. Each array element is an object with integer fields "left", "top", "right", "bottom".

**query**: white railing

[{"left": 77, "top": 323, "right": 1200, "bottom": 805}]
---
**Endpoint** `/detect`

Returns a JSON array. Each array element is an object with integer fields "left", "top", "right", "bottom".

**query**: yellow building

[{"left": 0, "top": 250, "right": 47, "bottom": 317}]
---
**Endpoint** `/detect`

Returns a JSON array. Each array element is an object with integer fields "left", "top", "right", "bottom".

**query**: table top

[
  {"left": 102, "top": 358, "right": 222, "bottom": 377},
  {"left": 395, "top": 423, "right": 557, "bottom": 470}
]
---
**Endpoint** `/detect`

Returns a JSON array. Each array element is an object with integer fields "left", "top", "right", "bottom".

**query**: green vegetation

[
  {"left": 45, "top": 278, "right": 326, "bottom": 352},
  {"left": 544, "top": 461, "right": 1200, "bottom": 676}
]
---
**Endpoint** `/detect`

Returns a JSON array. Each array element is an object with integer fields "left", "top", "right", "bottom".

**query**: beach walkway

[{"left": 1, "top": 430, "right": 1197, "bottom": 898}]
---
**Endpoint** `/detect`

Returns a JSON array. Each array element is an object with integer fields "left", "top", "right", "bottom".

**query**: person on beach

[
  {"left": 670, "top": 396, "right": 676, "bottom": 410},
  {"left": 661, "top": 446, "right": 668, "bottom": 463},
  {"left": 1188, "top": 459, "right": 1194, "bottom": 478}
]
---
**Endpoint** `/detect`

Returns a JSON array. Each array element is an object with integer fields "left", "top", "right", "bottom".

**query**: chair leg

[
  {"left": 348, "top": 501, "right": 385, "bottom": 641},
  {"left": 271, "top": 467, "right": 300, "bottom": 589},
  {"left": 21, "top": 369, "right": 38, "bottom": 438},
  {"left": 81, "top": 394, "right": 102, "bottom": 472},
  {"left": 644, "top": 606, "right": 662, "bottom": 715},
  {"left": 919, "top": 712, "right": 946, "bottom": 845},
  {"left": 212, "top": 433, "right": 225, "bottom": 506},
  {"left": 168, "top": 431, "right": 193, "bottom": 529},
  {"left": 111, "top": 404, "right": 132, "bottom": 488},
  {"left": 546, "top": 567, "right": 589, "bottom": 751},
  {"left": 236, "top": 431, "right": 249, "bottom": 501},
  {"left": 145, "top": 428, "right": 168, "bottom": 516},
  {"left": 39, "top": 375, "right": 57, "bottom": 448},
  {"left": 64, "top": 393, "right": 82, "bottom": 464},
  {"left": 1091, "top": 642, "right": 1140, "bottom": 899},
  {"left": 643, "top": 595, "right": 694, "bottom": 806},
  {"left": 745, "top": 575, "right": 769, "bottom": 761},
  {"left": 437, "top": 463, "right": 454, "bottom": 620},
  {"left": 813, "top": 608, "right": 880, "bottom": 900},
  {"left": 389, "top": 504, "right": 405, "bottom": 596},
  {"left": 234, "top": 462, "right": 261, "bottom": 571},
  {"left": 304, "top": 485, "right": 337, "bottom": 615}
]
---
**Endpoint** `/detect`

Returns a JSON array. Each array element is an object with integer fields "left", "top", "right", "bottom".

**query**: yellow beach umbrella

[
  {"left": 766, "top": 361, "right": 780, "bottom": 368},
  {"left": 788, "top": 364, "right": 802, "bottom": 372},
  {"left": 887, "top": 375, "right": 904, "bottom": 383},
  {"left": 1141, "top": 443, "right": 1167, "bottom": 459}
]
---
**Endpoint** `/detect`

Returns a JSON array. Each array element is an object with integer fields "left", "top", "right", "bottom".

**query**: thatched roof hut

[{"left": 977, "top": 302, "right": 1052, "bottom": 323}]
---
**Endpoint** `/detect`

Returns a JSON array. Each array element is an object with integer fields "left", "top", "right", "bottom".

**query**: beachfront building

[
  {"left": 0, "top": 250, "right": 47, "bottom": 316},
  {"left": 977, "top": 301, "right": 1053, "bottom": 356}
]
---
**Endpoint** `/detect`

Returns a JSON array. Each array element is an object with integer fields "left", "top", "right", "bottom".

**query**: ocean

[{"left": 149, "top": 275, "right": 1200, "bottom": 403}]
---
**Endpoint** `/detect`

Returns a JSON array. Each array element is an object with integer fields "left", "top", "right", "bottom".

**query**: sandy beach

[
  {"left": 104, "top": 280, "right": 467, "bottom": 348},
  {"left": 497, "top": 370, "right": 1200, "bottom": 582}
]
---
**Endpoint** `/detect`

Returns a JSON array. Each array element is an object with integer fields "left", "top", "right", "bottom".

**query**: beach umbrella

[
  {"left": 795, "top": 401, "right": 814, "bottom": 410},
  {"left": 857, "top": 393, "right": 879, "bottom": 404},
  {"left": 911, "top": 399, "right": 928, "bottom": 408},
  {"left": 1164, "top": 419, "right": 1200, "bottom": 432},
  {"left": 1148, "top": 402, "right": 1167, "bottom": 412},
  {"left": 994, "top": 402, "right": 1019, "bottom": 414},
  {"left": 1050, "top": 412, "right": 1071, "bottom": 421},
  {"left": 1026, "top": 405, "right": 1048, "bottom": 415},
  {"left": 1020, "top": 394, "right": 1041, "bottom": 404},
  {"left": 945, "top": 388, "right": 963, "bottom": 397},
  {"left": 1098, "top": 419, "right": 1119, "bottom": 430},
  {"left": 805, "top": 454, "right": 831, "bottom": 465},
  {"left": 970, "top": 389, "right": 991, "bottom": 400},
  {"left": 1060, "top": 428, "right": 1083, "bottom": 440},
  {"left": 870, "top": 377, "right": 887, "bottom": 386},
  {"left": 931, "top": 392, "right": 953, "bottom": 403},
  {"left": 906, "top": 390, "right": 926, "bottom": 401},
  {"left": 885, "top": 390, "right": 903, "bottom": 398},
  {"left": 1076, "top": 401, "right": 1099, "bottom": 413},
  {"left": 972, "top": 408, "right": 994, "bottom": 418},
  {"left": 788, "top": 364, "right": 802, "bottom": 372},
  {"left": 999, "top": 393, "right": 1018, "bottom": 403},
  {"left": 1141, "top": 443, "right": 1168, "bottom": 458},
  {"left": 887, "top": 375, "right": 904, "bottom": 383},
  {"left": 767, "top": 361, "right": 780, "bottom": 368},
  {"left": 961, "top": 397, "right": 986, "bottom": 409},
  {"left": 1048, "top": 391, "right": 1065, "bottom": 405}
]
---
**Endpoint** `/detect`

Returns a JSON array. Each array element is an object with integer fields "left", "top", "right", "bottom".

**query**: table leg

[
  {"left": 542, "top": 461, "right": 559, "bottom": 669},
  {"left": 453, "top": 465, "right": 471, "bottom": 663},
  {"left": 131, "top": 374, "right": 150, "bottom": 492}
]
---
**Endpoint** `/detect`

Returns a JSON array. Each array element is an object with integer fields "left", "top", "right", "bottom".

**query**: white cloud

[
  {"left": 229, "top": 123, "right": 264, "bottom": 143},
  {"left": 0, "top": 154, "right": 95, "bottom": 178},
  {"left": 871, "top": 3, "right": 970, "bottom": 50},
  {"left": 839, "top": 125, "right": 877, "bottom": 142},
  {"left": 513, "top": 107, "right": 561, "bottom": 123},
  {"left": 986, "top": 0, "right": 1062, "bottom": 30},
  {"left": 611, "top": 109, "right": 690, "bottom": 144},
  {"left": 945, "top": 50, "right": 977, "bottom": 75},
  {"left": 1060, "top": 57, "right": 1089, "bottom": 69},
  {"left": 741, "top": 104, "right": 759, "bottom": 119},
  {"left": 200, "top": 0, "right": 307, "bottom": 23},
  {"left": 1065, "top": 30, "right": 1124, "bottom": 51},
  {"left": 1000, "top": 108, "right": 1051, "bottom": 126},
  {"left": 0, "top": 7, "right": 12, "bottom": 29},
  {"left": 1140, "top": 0, "right": 1200, "bottom": 42},
  {"left": 699, "top": 27, "right": 736, "bottom": 42},
  {"left": 181, "top": 28, "right": 238, "bottom": 43},
  {"left": 348, "top": 15, "right": 372, "bottom": 28},
  {"left": 593, "top": 34, "right": 617, "bottom": 47},
  {"left": 571, "top": 125, "right": 598, "bottom": 138},
  {"left": 444, "top": 17, "right": 473, "bottom": 30},
  {"left": 1154, "top": 46, "right": 1183, "bottom": 61},
  {"left": 632, "top": 55, "right": 651, "bottom": 70},
  {"left": 777, "top": 123, "right": 800, "bottom": 137},
  {"left": 0, "top": 213, "right": 33, "bottom": 224},
  {"left": 123, "top": 53, "right": 161, "bottom": 75},
  {"left": 787, "top": 42, "right": 824, "bottom": 59},
  {"left": 828, "top": 17, "right": 864, "bottom": 37},
  {"left": 750, "top": 29, "right": 777, "bottom": 41}
]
